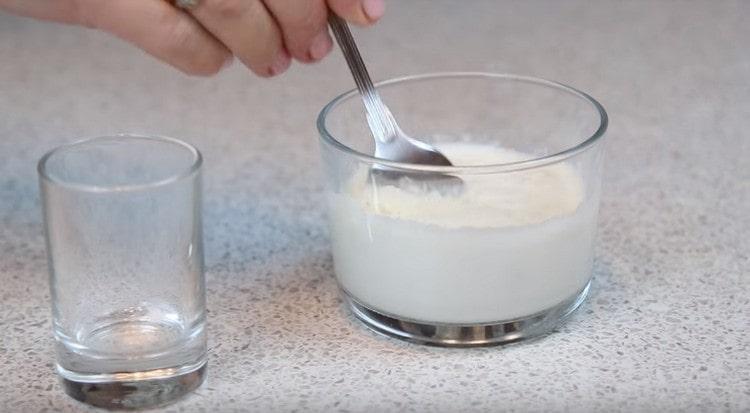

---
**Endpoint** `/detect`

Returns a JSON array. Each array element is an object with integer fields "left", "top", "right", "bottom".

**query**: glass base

[
  {"left": 58, "top": 360, "right": 206, "bottom": 409},
  {"left": 344, "top": 281, "right": 591, "bottom": 347}
]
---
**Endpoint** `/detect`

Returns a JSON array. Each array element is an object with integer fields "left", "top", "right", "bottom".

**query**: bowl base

[
  {"left": 59, "top": 361, "right": 206, "bottom": 409},
  {"left": 344, "top": 281, "right": 590, "bottom": 347}
]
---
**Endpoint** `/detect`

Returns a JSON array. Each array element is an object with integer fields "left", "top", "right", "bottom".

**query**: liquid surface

[{"left": 330, "top": 142, "right": 598, "bottom": 323}]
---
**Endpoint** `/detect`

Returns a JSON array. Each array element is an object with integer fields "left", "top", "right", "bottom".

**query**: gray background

[{"left": 1, "top": 0, "right": 748, "bottom": 411}]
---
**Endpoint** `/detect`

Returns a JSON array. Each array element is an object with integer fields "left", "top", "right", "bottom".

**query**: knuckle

[
  {"left": 160, "top": 18, "right": 225, "bottom": 75},
  {"left": 301, "top": 2, "right": 328, "bottom": 28},
  {"left": 162, "top": 17, "right": 197, "bottom": 54},
  {"left": 204, "top": 0, "right": 249, "bottom": 18}
]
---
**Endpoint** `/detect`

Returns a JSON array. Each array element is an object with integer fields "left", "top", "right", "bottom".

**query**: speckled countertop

[{"left": 1, "top": 1, "right": 748, "bottom": 411}]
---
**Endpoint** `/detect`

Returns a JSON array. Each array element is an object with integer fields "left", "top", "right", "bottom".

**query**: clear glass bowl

[{"left": 318, "top": 73, "right": 608, "bottom": 346}]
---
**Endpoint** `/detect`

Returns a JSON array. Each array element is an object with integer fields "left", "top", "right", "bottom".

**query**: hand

[{"left": 0, "top": 0, "right": 385, "bottom": 77}]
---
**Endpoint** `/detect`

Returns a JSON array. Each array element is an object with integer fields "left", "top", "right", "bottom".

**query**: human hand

[{"left": 0, "top": 0, "right": 385, "bottom": 76}]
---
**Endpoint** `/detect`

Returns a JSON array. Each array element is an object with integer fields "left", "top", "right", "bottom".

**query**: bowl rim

[
  {"left": 317, "top": 72, "right": 608, "bottom": 174},
  {"left": 38, "top": 133, "right": 202, "bottom": 193}
]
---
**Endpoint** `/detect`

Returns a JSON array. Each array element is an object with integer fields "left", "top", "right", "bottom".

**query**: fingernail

[
  {"left": 308, "top": 31, "right": 333, "bottom": 61},
  {"left": 269, "top": 49, "right": 291, "bottom": 76},
  {"left": 362, "top": 0, "right": 385, "bottom": 22}
]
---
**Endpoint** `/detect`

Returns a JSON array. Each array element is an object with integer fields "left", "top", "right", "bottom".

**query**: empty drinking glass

[{"left": 38, "top": 134, "right": 207, "bottom": 408}]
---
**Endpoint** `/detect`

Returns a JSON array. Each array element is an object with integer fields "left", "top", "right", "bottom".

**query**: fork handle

[{"left": 328, "top": 14, "right": 395, "bottom": 141}]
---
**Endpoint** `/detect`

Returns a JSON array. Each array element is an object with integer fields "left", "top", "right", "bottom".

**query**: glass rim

[
  {"left": 37, "top": 133, "right": 203, "bottom": 193},
  {"left": 317, "top": 72, "right": 608, "bottom": 174}
]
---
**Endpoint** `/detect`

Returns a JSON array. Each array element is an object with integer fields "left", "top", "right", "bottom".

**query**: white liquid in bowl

[{"left": 329, "top": 143, "right": 598, "bottom": 324}]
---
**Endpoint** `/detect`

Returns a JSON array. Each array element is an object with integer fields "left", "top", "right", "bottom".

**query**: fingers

[
  {"left": 327, "top": 0, "right": 385, "bottom": 26},
  {"left": 262, "top": 0, "right": 332, "bottom": 63},
  {"left": 188, "top": 0, "right": 290, "bottom": 77},
  {"left": 69, "top": 0, "right": 386, "bottom": 77},
  {"left": 77, "top": 0, "right": 231, "bottom": 76}
]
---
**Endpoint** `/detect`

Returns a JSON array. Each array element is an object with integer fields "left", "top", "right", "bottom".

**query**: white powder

[
  {"left": 329, "top": 142, "right": 597, "bottom": 324},
  {"left": 348, "top": 143, "right": 584, "bottom": 228}
]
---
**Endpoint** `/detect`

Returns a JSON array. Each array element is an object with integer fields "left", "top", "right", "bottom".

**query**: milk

[{"left": 329, "top": 142, "right": 598, "bottom": 324}]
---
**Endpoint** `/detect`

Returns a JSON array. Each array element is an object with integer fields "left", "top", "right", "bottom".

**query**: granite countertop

[{"left": 1, "top": 1, "right": 748, "bottom": 411}]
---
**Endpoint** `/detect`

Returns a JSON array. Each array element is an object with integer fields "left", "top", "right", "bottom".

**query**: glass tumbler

[
  {"left": 318, "top": 73, "right": 608, "bottom": 346},
  {"left": 38, "top": 135, "right": 207, "bottom": 408}
]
